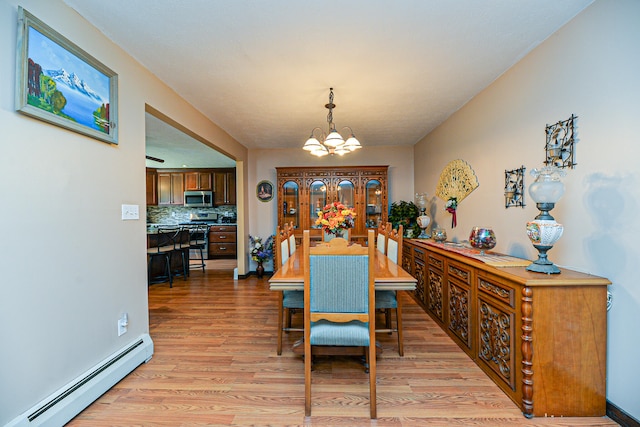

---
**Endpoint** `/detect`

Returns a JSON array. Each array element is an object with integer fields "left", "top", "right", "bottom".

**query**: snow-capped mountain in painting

[{"left": 46, "top": 68, "right": 103, "bottom": 102}]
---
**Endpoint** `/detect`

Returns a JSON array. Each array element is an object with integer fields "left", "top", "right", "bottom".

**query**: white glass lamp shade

[
  {"left": 333, "top": 146, "right": 350, "bottom": 156},
  {"left": 323, "top": 129, "right": 345, "bottom": 148},
  {"left": 303, "top": 136, "right": 322, "bottom": 151},
  {"left": 528, "top": 167, "right": 566, "bottom": 203},
  {"left": 311, "top": 146, "right": 329, "bottom": 157},
  {"left": 343, "top": 136, "right": 361, "bottom": 151}
]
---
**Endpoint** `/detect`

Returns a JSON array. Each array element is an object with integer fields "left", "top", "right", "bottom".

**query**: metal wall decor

[
  {"left": 544, "top": 114, "right": 577, "bottom": 169},
  {"left": 504, "top": 166, "right": 526, "bottom": 208}
]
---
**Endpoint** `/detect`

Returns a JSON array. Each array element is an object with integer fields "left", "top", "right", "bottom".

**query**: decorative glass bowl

[
  {"left": 432, "top": 227, "right": 447, "bottom": 242},
  {"left": 469, "top": 227, "right": 496, "bottom": 255}
]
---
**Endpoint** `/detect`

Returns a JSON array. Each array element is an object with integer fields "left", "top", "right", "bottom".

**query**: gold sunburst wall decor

[
  {"left": 436, "top": 159, "right": 479, "bottom": 203},
  {"left": 436, "top": 159, "right": 479, "bottom": 228}
]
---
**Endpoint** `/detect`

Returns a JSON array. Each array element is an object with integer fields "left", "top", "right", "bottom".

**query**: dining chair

[
  {"left": 287, "top": 221, "right": 297, "bottom": 256},
  {"left": 275, "top": 225, "right": 303, "bottom": 355},
  {"left": 303, "top": 229, "right": 377, "bottom": 418},
  {"left": 375, "top": 224, "right": 404, "bottom": 356},
  {"left": 376, "top": 221, "right": 391, "bottom": 254}
]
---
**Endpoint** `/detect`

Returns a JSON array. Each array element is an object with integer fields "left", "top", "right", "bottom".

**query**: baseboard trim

[
  {"left": 6, "top": 333, "right": 153, "bottom": 427},
  {"left": 607, "top": 400, "right": 640, "bottom": 427}
]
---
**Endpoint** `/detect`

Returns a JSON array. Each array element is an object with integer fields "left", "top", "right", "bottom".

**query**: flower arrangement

[
  {"left": 249, "top": 234, "right": 274, "bottom": 263},
  {"left": 445, "top": 196, "right": 458, "bottom": 228},
  {"left": 315, "top": 201, "right": 356, "bottom": 235}
]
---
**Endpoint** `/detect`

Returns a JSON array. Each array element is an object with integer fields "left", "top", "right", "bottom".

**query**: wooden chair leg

[
  {"left": 285, "top": 308, "right": 292, "bottom": 330},
  {"left": 277, "top": 292, "right": 284, "bottom": 355},
  {"left": 304, "top": 337, "right": 312, "bottom": 416},
  {"left": 369, "top": 343, "right": 377, "bottom": 419},
  {"left": 396, "top": 291, "right": 404, "bottom": 357}
]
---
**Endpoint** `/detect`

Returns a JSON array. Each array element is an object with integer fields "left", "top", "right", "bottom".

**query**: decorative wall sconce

[
  {"left": 545, "top": 114, "right": 577, "bottom": 169},
  {"left": 504, "top": 166, "right": 526, "bottom": 208}
]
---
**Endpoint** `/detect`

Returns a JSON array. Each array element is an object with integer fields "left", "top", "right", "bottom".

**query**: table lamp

[{"left": 525, "top": 166, "right": 566, "bottom": 274}]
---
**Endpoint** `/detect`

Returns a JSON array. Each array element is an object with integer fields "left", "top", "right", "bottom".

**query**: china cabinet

[
  {"left": 276, "top": 166, "right": 388, "bottom": 243},
  {"left": 402, "top": 239, "right": 610, "bottom": 418}
]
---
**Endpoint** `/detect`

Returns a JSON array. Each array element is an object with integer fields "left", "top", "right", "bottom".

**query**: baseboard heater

[{"left": 7, "top": 333, "right": 153, "bottom": 427}]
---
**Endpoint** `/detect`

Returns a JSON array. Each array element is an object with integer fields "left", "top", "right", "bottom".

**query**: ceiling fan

[{"left": 145, "top": 155, "right": 164, "bottom": 163}]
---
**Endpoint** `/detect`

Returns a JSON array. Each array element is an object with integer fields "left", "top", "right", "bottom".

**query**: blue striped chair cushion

[
  {"left": 375, "top": 290, "right": 397, "bottom": 309},
  {"left": 283, "top": 290, "right": 304, "bottom": 308},
  {"left": 309, "top": 255, "right": 368, "bottom": 313},
  {"left": 309, "top": 320, "right": 370, "bottom": 346}
]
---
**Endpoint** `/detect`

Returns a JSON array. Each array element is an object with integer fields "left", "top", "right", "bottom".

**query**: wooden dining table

[
  {"left": 269, "top": 246, "right": 417, "bottom": 291},
  {"left": 269, "top": 245, "right": 416, "bottom": 356}
]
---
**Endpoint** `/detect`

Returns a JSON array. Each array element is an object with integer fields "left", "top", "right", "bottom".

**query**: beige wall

[
  {"left": 0, "top": 1, "right": 247, "bottom": 423},
  {"left": 414, "top": 0, "right": 640, "bottom": 418},
  {"left": 246, "top": 146, "right": 414, "bottom": 270}
]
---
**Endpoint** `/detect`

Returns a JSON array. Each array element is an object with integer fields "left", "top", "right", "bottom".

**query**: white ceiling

[{"left": 63, "top": 0, "right": 593, "bottom": 167}]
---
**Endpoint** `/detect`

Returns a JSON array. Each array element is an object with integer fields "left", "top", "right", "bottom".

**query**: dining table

[
  {"left": 269, "top": 244, "right": 416, "bottom": 356},
  {"left": 269, "top": 245, "right": 417, "bottom": 291}
]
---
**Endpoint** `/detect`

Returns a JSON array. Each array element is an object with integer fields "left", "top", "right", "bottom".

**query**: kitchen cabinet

[
  {"left": 402, "top": 239, "right": 610, "bottom": 418},
  {"left": 184, "top": 171, "right": 212, "bottom": 191},
  {"left": 146, "top": 168, "right": 157, "bottom": 206},
  {"left": 276, "top": 166, "right": 388, "bottom": 244},
  {"left": 158, "top": 172, "right": 184, "bottom": 205},
  {"left": 213, "top": 169, "right": 236, "bottom": 205},
  {"left": 208, "top": 225, "right": 236, "bottom": 258}
]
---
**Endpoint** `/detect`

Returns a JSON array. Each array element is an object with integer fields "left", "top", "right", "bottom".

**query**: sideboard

[{"left": 402, "top": 239, "right": 611, "bottom": 418}]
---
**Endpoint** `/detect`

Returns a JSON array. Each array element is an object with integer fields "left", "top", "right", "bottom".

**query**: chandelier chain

[{"left": 326, "top": 88, "right": 334, "bottom": 128}]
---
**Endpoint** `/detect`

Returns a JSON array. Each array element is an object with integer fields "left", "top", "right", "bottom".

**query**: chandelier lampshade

[{"left": 302, "top": 88, "right": 361, "bottom": 156}]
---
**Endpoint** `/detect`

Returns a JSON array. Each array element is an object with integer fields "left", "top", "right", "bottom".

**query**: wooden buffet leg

[{"left": 521, "top": 286, "right": 534, "bottom": 418}]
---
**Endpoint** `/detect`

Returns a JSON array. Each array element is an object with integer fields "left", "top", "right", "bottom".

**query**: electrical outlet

[{"left": 118, "top": 313, "right": 128, "bottom": 336}]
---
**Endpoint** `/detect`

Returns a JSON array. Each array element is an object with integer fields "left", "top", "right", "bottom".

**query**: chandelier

[{"left": 302, "top": 88, "right": 362, "bottom": 156}]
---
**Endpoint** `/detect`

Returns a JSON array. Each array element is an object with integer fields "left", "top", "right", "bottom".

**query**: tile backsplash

[{"left": 147, "top": 205, "right": 236, "bottom": 225}]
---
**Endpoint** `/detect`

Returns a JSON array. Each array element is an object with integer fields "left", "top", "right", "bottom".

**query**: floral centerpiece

[
  {"left": 445, "top": 196, "right": 458, "bottom": 228},
  {"left": 249, "top": 235, "right": 274, "bottom": 278},
  {"left": 315, "top": 201, "right": 356, "bottom": 236}
]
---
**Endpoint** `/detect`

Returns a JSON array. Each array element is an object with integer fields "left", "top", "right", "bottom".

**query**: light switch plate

[{"left": 121, "top": 204, "right": 139, "bottom": 220}]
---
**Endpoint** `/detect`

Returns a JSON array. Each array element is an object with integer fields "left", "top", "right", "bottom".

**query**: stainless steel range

[{"left": 181, "top": 212, "right": 220, "bottom": 260}]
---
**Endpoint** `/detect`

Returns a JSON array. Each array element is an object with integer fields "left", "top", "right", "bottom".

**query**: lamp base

[{"left": 526, "top": 244, "right": 561, "bottom": 274}]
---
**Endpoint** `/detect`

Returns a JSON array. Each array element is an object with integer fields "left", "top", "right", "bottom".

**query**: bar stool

[
  {"left": 188, "top": 224, "right": 208, "bottom": 272},
  {"left": 147, "top": 227, "right": 179, "bottom": 287}
]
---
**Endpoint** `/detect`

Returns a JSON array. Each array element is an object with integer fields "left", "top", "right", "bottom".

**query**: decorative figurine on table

[{"left": 415, "top": 192, "right": 431, "bottom": 238}]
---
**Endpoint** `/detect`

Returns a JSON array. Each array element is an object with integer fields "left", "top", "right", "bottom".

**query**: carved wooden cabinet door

[
  {"left": 476, "top": 274, "right": 517, "bottom": 391},
  {"left": 426, "top": 252, "right": 445, "bottom": 324},
  {"left": 446, "top": 260, "right": 474, "bottom": 356}
]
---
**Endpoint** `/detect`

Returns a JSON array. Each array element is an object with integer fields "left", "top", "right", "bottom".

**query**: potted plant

[{"left": 388, "top": 200, "right": 421, "bottom": 237}]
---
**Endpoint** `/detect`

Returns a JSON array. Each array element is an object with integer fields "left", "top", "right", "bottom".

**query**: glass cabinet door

[
  {"left": 337, "top": 180, "right": 355, "bottom": 208},
  {"left": 309, "top": 180, "right": 328, "bottom": 229},
  {"left": 365, "top": 179, "right": 383, "bottom": 229},
  {"left": 283, "top": 180, "right": 299, "bottom": 229}
]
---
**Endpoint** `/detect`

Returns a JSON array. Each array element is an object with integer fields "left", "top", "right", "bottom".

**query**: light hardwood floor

[{"left": 68, "top": 267, "right": 618, "bottom": 426}]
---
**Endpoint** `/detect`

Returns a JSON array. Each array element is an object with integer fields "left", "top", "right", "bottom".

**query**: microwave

[{"left": 184, "top": 190, "right": 213, "bottom": 207}]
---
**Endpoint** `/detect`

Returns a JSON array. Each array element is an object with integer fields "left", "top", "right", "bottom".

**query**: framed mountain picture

[{"left": 15, "top": 7, "right": 118, "bottom": 144}]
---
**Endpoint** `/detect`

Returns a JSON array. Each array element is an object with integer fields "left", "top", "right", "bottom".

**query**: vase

[
  {"left": 324, "top": 228, "right": 348, "bottom": 242},
  {"left": 256, "top": 262, "right": 264, "bottom": 278},
  {"left": 469, "top": 226, "right": 496, "bottom": 255}
]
